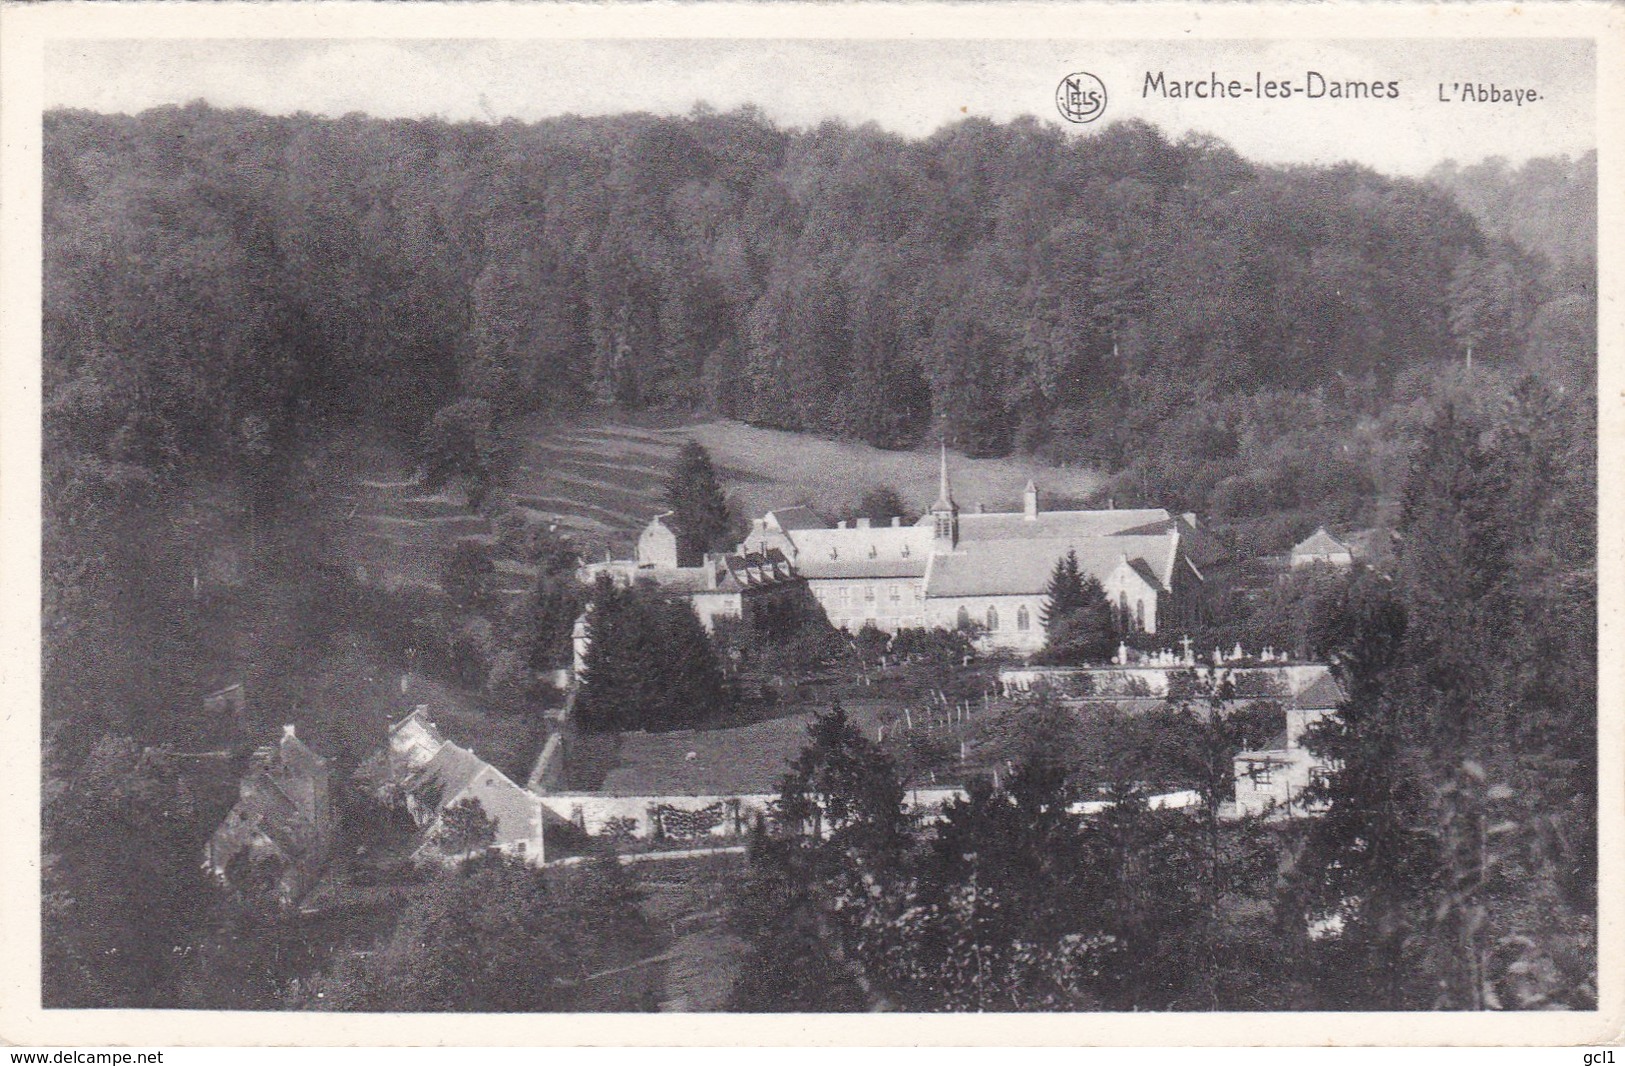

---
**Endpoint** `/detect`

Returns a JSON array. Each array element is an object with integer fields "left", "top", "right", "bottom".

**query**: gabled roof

[
  {"left": 924, "top": 534, "right": 1180, "bottom": 599},
  {"left": 441, "top": 765, "right": 540, "bottom": 850},
  {"left": 954, "top": 507, "right": 1175, "bottom": 544},
  {"left": 391, "top": 706, "right": 445, "bottom": 746},
  {"left": 766, "top": 505, "right": 830, "bottom": 532},
  {"left": 1290, "top": 673, "right": 1346, "bottom": 712},
  {"left": 1292, "top": 527, "right": 1351, "bottom": 557},
  {"left": 275, "top": 729, "right": 329, "bottom": 776},
  {"left": 406, "top": 742, "right": 487, "bottom": 809}
]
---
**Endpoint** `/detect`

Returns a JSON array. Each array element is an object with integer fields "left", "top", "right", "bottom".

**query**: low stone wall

[
  {"left": 538, "top": 785, "right": 970, "bottom": 841},
  {"left": 1000, "top": 662, "right": 1329, "bottom": 699}
]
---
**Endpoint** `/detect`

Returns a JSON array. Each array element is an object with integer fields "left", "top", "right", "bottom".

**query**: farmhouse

[
  {"left": 1233, "top": 672, "right": 1345, "bottom": 818},
  {"left": 204, "top": 724, "right": 334, "bottom": 905},
  {"left": 742, "top": 447, "right": 1207, "bottom": 652},
  {"left": 386, "top": 708, "right": 548, "bottom": 865}
]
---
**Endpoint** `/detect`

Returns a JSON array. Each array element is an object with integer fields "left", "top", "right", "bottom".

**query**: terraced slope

[
  {"left": 509, "top": 411, "right": 1106, "bottom": 559},
  {"left": 314, "top": 433, "right": 507, "bottom": 593},
  {"left": 311, "top": 412, "right": 1105, "bottom": 598}
]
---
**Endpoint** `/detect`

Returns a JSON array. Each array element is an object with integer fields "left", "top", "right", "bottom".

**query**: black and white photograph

[{"left": 2, "top": 2, "right": 1618, "bottom": 1046}]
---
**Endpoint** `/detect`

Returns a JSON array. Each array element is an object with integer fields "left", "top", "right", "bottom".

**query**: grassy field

[
  {"left": 564, "top": 699, "right": 910, "bottom": 794},
  {"left": 309, "top": 410, "right": 1106, "bottom": 592},
  {"left": 509, "top": 410, "right": 1106, "bottom": 558}
]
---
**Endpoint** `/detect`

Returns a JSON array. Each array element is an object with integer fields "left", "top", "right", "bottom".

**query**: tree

[
  {"left": 312, "top": 856, "right": 649, "bottom": 1011},
  {"left": 1290, "top": 569, "right": 1440, "bottom": 1010},
  {"left": 419, "top": 399, "right": 503, "bottom": 507},
  {"left": 435, "top": 797, "right": 498, "bottom": 863},
  {"left": 1039, "top": 550, "right": 1084, "bottom": 629},
  {"left": 43, "top": 736, "right": 219, "bottom": 1007},
  {"left": 576, "top": 575, "right": 727, "bottom": 732},
  {"left": 845, "top": 484, "right": 911, "bottom": 527},
  {"left": 441, "top": 540, "right": 495, "bottom": 611},
  {"left": 777, "top": 701, "right": 905, "bottom": 851},
  {"left": 665, "top": 440, "right": 733, "bottom": 566},
  {"left": 1036, "top": 551, "right": 1116, "bottom": 664}
]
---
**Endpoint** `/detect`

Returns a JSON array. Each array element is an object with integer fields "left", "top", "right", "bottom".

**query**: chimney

[
  {"left": 1023, "top": 480, "right": 1038, "bottom": 521},
  {"left": 976, "top": 503, "right": 986, "bottom": 514},
  {"left": 856, "top": 517, "right": 871, "bottom": 529},
  {"left": 837, "top": 520, "right": 848, "bottom": 530},
  {"left": 283, "top": 723, "right": 297, "bottom": 740},
  {"left": 891, "top": 516, "right": 901, "bottom": 528}
]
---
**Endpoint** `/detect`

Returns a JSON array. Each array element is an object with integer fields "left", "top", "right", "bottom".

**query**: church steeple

[{"left": 931, "top": 441, "right": 959, "bottom": 548}]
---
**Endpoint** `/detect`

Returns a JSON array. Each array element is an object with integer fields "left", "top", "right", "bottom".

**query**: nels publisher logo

[{"left": 1056, "top": 71, "right": 1108, "bottom": 123}]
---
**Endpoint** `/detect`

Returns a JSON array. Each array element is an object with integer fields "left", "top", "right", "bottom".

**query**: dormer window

[
  {"left": 868, "top": 544, "right": 878, "bottom": 559},
  {"left": 901, "top": 544, "right": 911, "bottom": 558},
  {"left": 830, "top": 547, "right": 839, "bottom": 560}
]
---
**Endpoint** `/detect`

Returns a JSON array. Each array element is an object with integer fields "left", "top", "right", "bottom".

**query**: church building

[{"left": 741, "top": 448, "right": 1207, "bottom": 653}]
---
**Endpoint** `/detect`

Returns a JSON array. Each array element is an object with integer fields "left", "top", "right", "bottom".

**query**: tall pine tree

[
  {"left": 576, "top": 575, "right": 727, "bottom": 732},
  {"left": 1037, "top": 551, "right": 1117, "bottom": 664},
  {"left": 666, "top": 440, "right": 733, "bottom": 566}
]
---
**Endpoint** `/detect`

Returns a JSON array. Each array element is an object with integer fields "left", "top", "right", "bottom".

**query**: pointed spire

[
  {"left": 934, "top": 440, "right": 955, "bottom": 511},
  {"left": 931, "top": 439, "right": 958, "bottom": 547}
]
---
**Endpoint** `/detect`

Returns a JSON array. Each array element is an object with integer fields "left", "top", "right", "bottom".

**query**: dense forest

[{"left": 40, "top": 101, "right": 1596, "bottom": 1011}]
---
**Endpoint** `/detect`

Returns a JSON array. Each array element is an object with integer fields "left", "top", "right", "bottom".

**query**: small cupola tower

[
  {"left": 1023, "top": 479, "right": 1039, "bottom": 521},
  {"left": 931, "top": 443, "right": 959, "bottom": 549}
]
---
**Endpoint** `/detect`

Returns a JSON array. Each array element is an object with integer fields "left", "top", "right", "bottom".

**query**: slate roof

[
  {"left": 448, "top": 766, "right": 541, "bottom": 849},
  {"left": 954, "top": 508, "right": 1175, "bottom": 543},
  {"left": 1292, "top": 527, "right": 1351, "bottom": 557},
  {"left": 633, "top": 549, "right": 800, "bottom": 595},
  {"left": 208, "top": 732, "right": 329, "bottom": 886},
  {"left": 924, "top": 534, "right": 1181, "bottom": 599},
  {"left": 788, "top": 526, "right": 932, "bottom": 580},
  {"left": 273, "top": 729, "right": 329, "bottom": 777},
  {"left": 406, "top": 742, "right": 487, "bottom": 808},
  {"left": 796, "top": 557, "right": 931, "bottom": 580},
  {"left": 766, "top": 505, "right": 830, "bottom": 532},
  {"left": 1290, "top": 673, "right": 1346, "bottom": 712}
]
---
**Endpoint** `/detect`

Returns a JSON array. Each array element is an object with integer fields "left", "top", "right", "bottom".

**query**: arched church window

[
  {"left": 1135, "top": 600, "right": 1146, "bottom": 632},
  {"left": 986, "top": 606, "right": 1000, "bottom": 631},
  {"left": 1016, "top": 605, "right": 1030, "bottom": 631},
  {"left": 957, "top": 606, "right": 971, "bottom": 629}
]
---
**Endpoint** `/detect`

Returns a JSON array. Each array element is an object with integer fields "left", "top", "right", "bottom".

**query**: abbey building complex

[{"left": 584, "top": 449, "right": 1211, "bottom": 653}]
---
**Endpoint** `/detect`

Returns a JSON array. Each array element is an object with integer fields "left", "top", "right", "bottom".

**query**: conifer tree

[
  {"left": 576, "top": 575, "right": 726, "bottom": 732},
  {"left": 1039, "top": 550, "right": 1084, "bottom": 629},
  {"left": 666, "top": 440, "right": 733, "bottom": 566},
  {"left": 1037, "top": 551, "right": 1117, "bottom": 664}
]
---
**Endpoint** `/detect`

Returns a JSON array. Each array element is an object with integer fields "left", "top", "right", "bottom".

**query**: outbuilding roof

[
  {"left": 1290, "top": 673, "right": 1346, "bottom": 712},
  {"left": 1292, "top": 527, "right": 1351, "bottom": 557}
]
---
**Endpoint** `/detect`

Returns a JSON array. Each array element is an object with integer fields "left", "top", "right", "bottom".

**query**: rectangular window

[
  {"left": 889, "top": 584, "right": 901, "bottom": 605},
  {"left": 864, "top": 585, "right": 876, "bottom": 604},
  {"left": 1252, "top": 764, "right": 1274, "bottom": 786}
]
